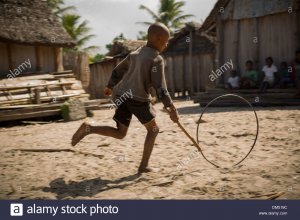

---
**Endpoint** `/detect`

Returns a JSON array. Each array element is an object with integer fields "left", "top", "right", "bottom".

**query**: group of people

[{"left": 226, "top": 50, "right": 300, "bottom": 96}]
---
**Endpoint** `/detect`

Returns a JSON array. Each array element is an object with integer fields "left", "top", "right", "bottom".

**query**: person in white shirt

[
  {"left": 226, "top": 70, "right": 240, "bottom": 89},
  {"left": 259, "top": 57, "right": 278, "bottom": 93}
]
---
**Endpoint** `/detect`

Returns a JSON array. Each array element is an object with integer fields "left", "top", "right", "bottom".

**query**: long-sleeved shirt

[{"left": 107, "top": 46, "right": 172, "bottom": 107}]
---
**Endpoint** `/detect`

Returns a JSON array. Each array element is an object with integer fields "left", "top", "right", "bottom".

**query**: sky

[{"left": 64, "top": 0, "right": 218, "bottom": 54}]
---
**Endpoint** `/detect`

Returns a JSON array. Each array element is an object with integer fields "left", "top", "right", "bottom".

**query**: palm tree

[
  {"left": 138, "top": 0, "right": 194, "bottom": 33},
  {"left": 47, "top": 0, "right": 76, "bottom": 16},
  {"left": 62, "top": 14, "right": 99, "bottom": 52}
]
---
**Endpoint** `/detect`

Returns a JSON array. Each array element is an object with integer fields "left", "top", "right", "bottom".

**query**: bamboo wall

[
  {"left": 0, "top": 42, "right": 61, "bottom": 78},
  {"left": 218, "top": 11, "right": 300, "bottom": 82},
  {"left": 165, "top": 54, "right": 214, "bottom": 96},
  {"left": 89, "top": 59, "right": 118, "bottom": 99},
  {"left": 89, "top": 54, "right": 214, "bottom": 99},
  {"left": 63, "top": 51, "right": 90, "bottom": 91}
]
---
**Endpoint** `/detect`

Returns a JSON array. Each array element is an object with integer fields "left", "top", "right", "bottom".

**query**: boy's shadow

[{"left": 42, "top": 173, "right": 141, "bottom": 199}]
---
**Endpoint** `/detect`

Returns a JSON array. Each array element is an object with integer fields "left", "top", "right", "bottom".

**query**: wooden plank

[
  {"left": 53, "top": 73, "right": 74, "bottom": 78},
  {"left": 0, "top": 109, "right": 61, "bottom": 122},
  {"left": 0, "top": 81, "right": 75, "bottom": 90},
  {"left": 0, "top": 104, "right": 62, "bottom": 116},
  {"left": 0, "top": 93, "right": 89, "bottom": 105},
  {"left": 50, "top": 70, "right": 73, "bottom": 75},
  {"left": 196, "top": 88, "right": 297, "bottom": 94}
]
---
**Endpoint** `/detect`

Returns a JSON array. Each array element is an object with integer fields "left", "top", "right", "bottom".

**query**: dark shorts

[{"left": 113, "top": 99, "right": 156, "bottom": 127}]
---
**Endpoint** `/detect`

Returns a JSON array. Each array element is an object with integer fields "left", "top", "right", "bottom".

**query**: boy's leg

[
  {"left": 71, "top": 122, "right": 128, "bottom": 146},
  {"left": 71, "top": 101, "right": 131, "bottom": 146},
  {"left": 138, "top": 119, "right": 159, "bottom": 173}
]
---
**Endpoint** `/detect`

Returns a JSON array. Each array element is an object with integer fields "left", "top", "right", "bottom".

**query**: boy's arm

[
  {"left": 151, "top": 56, "right": 173, "bottom": 107},
  {"left": 106, "top": 55, "right": 130, "bottom": 89},
  {"left": 151, "top": 57, "right": 178, "bottom": 122}
]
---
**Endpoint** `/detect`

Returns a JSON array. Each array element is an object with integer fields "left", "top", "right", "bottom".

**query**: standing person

[
  {"left": 71, "top": 22, "right": 179, "bottom": 173},
  {"left": 259, "top": 57, "right": 278, "bottom": 93}
]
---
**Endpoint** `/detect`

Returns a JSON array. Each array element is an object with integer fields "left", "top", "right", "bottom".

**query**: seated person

[
  {"left": 226, "top": 70, "right": 240, "bottom": 89},
  {"left": 259, "top": 57, "right": 278, "bottom": 93},
  {"left": 240, "top": 60, "right": 258, "bottom": 89},
  {"left": 278, "top": 62, "right": 293, "bottom": 88},
  {"left": 291, "top": 50, "right": 300, "bottom": 97}
]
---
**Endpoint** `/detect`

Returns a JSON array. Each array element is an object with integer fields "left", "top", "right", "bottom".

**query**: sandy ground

[{"left": 0, "top": 100, "right": 299, "bottom": 199}]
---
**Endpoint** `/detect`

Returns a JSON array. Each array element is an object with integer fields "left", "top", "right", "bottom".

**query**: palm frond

[{"left": 139, "top": 5, "right": 160, "bottom": 20}]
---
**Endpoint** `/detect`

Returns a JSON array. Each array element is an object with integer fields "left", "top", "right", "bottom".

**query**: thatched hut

[
  {"left": 163, "top": 22, "right": 215, "bottom": 96},
  {"left": 0, "top": 0, "right": 75, "bottom": 78},
  {"left": 200, "top": 0, "right": 300, "bottom": 86},
  {"left": 89, "top": 40, "right": 146, "bottom": 99}
]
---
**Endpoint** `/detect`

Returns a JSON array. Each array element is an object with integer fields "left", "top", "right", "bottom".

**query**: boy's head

[
  {"left": 245, "top": 60, "right": 253, "bottom": 70},
  {"left": 265, "top": 57, "right": 273, "bottom": 66},
  {"left": 147, "top": 22, "right": 170, "bottom": 52}
]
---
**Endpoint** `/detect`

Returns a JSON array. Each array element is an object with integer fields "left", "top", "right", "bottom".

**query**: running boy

[{"left": 71, "top": 23, "right": 179, "bottom": 173}]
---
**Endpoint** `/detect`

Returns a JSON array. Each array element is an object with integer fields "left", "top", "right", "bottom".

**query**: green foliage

[
  {"left": 137, "top": 31, "right": 147, "bottom": 40},
  {"left": 89, "top": 53, "right": 105, "bottom": 63},
  {"left": 47, "top": 0, "right": 75, "bottom": 16},
  {"left": 60, "top": 102, "right": 70, "bottom": 121},
  {"left": 47, "top": 0, "right": 99, "bottom": 53},
  {"left": 138, "top": 0, "right": 194, "bottom": 34},
  {"left": 62, "top": 14, "right": 99, "bottom": 53},
  {"left": 105, "top": 33, "right": 126, "bottom": 51}
]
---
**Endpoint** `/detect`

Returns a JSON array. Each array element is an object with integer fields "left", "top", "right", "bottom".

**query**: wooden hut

[
  {"left": 0, "top": 0, "right": 75, "bottom": 78},
  {"left": 89, "top": 40, "right": 146, "bottom": 99},
  {"left": 0, "top": 0, "right": 102, "bottom": 122},
  {"left": 163, "top": 22, "right": 215, "bottom": 96},
  {"left": 200, "top": 0, "right": 300, "bottom": 86}
]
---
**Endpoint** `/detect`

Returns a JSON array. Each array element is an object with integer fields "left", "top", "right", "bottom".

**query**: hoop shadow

[{"left": 42, "top": 173, "right": 141, "bottom": 199}]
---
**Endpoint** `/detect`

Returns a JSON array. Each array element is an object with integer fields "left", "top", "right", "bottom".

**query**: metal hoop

[{"left": 196, "top": 94, "right": 259, "bottom": 167}]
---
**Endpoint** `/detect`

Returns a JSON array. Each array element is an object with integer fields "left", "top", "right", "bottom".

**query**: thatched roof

[
  {"left": 163, "top": 22, "right": 215, "bottom": 55},
  {"left": 0, "top": 0, "right": 75, "bottom": 47},
  {"left": 106, "top": 40, "right": 146, "bottom": 57},
  {"left": 165, "top": 21, "right": 201, "bottom": 49},
  {"left": 200, "top": 0, "right": 231, "bottom": 35}
]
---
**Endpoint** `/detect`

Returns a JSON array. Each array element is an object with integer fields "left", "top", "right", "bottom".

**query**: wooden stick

[{"left": 164, "top": 107, "right": 219, "bottom": 168}]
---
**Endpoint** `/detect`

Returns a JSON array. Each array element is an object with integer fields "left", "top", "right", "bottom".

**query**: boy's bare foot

[
  {"left": 138, "top": 167, "right": 159, "bottom": 173},
  {"left": 71, "top": 122, "right": 90, "bottom": 146},
  {"left": 138, "top": 167, "right": 153, "bottom": 173}
]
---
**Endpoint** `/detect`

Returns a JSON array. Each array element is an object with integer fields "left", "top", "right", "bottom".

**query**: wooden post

[
  {"left": 296, "top": 9, "right": 300, "bottom": 51},
  {"left": 188, "top": 28, "right": 194, "bottom": 96},
  {"left": 172, "top": 56, "right": 177, "bottom": 97},
  {"left": 34, "top": 87, "right": 41, "bottom": 104},
  {"left": 35, "top": 46, "right": 43, "bottom": 71},
  {"left": 234, "top": 20, "right": 240, "bottom": 72},
  {"left": 254, "top": 18, "right": 260, "bottom": 69},
  {"left": 54, "top": 47, "right": 64, "bottom": 72},
  {"left": 216, "top": 14, "right": 224, "bottom": 86},
  {"left": 181, "top": 56, "right": 185, "bottom": 96},
  {"left": 6, "top": 43, "right": 13, "bottom": 70}
]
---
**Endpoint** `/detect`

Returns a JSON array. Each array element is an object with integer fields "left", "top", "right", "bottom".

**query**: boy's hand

[
  {"left": 104, "top": 87, "right": 112, "bottom": 96},
  {"left": 168, "top": 104, "right": 179, "bottom": 123}
]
